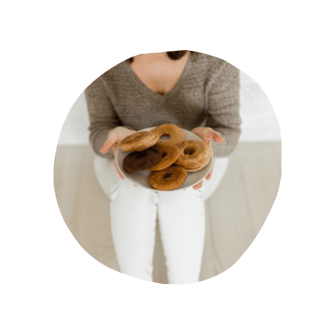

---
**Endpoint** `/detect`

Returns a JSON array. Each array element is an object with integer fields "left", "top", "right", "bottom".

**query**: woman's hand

[
  {"left": 100, "top": 126, "right": 137, "bottom": 180},
  {"left": 191, "top": 127, "right": 225, "bottom": 190}
]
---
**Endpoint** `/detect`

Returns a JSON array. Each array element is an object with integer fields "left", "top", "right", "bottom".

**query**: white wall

[{"left": 58, "top": 71, "right": 281, "bottom": 145}]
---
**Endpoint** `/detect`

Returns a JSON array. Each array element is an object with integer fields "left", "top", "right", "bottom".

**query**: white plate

[{"left": 115, "top": 127, "right": 213, "bottom": 191}]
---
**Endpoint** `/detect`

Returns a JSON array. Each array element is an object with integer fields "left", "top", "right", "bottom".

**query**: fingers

[
  {"left": 101, "top": 128, "right": 138, "bottom": 154},
  {"left": 116, "top": 166, "right": 125, "bottom": 180},
  {"left": 205, "top": 140, "right": 213, "bottom": 156},
  {"left": 205, "top": 139, "right": 213, "bottom": 147},
  {"left": 100, "top": 134, "right": 116, "bottom": 154},
  {"left": 213, "top": 131, "right": 225, "bottom": 143},
  {"left": 114, "top": 156, "right": 125, "bottom": 180},
  {"left": 205, "top": 129, "right": 224, "bottom": 144},
  {"left": 193, "top": 180, "right": 203, "bottom": 190},
  {"left": 192, "top": 127, "right": 224, "bottom": 144},
  {"left": 205, "top": 164, "right": 214, "bottom": 180},
  {"left": 100, "top": 142, "right": 112, "bottom": 154},
  {"left": 113, "top": 142, "right": 120, "bottom": 157}
]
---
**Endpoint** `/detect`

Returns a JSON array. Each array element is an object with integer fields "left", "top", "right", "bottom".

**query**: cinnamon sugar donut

[
  {"left": 148, "top": 166, "right": 188, "bottom": 191},
  {"left": 150, "top": 124, "right": 184, "bottom": 146},
  {"left": 120, "top": 131, "right": 159, "bottom": 152},
  {"left": 147, "top": 143, "right": 181, "bottom": 171},
  {"left": 175, "top": 140, "right": 212, "bottom": 171}
]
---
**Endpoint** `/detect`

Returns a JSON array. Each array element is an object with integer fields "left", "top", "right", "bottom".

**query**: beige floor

[{"left": 54, "top": 142, "right": 281, "bottom": 284}]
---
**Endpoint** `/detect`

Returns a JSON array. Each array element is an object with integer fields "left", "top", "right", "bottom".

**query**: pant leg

[
  {"left": 94, "top": 156, "right": 159, "bottom": 282},
  {"left": 157, "top": 187, "right": 206, "bottom": 284},
  {"left": 93, "top": 155, "right": 228, "bottom": 284}
]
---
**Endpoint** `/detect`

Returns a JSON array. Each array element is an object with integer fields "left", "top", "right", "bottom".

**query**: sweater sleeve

[
  {"left": 205, "top": 63, "right": 242, "bottom": 157},
  {"left": 85, "top": 77, "right": 132, "bottom": 159}
]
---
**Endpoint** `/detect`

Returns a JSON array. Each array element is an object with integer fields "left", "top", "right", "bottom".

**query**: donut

[
  {"left": 123, "top": 147, "right": 162, "bottom": 173},
  {"left": 148, "top": 166, "right": 188, "bottom": 191},
  {"left": 184, "top": 155, "right": 212, "bottom": 172},
  {"left": 147, "top": 143, "right": 181, "bottom": 171},
  {"left": 174, "top": 140, "right": 212, "bottom": 171},
  {"left": 120, "top": 131, "right": 159, "bottom": 152},
  {"left": 150, "top": 124, "right": 184, "bottom": 146}
]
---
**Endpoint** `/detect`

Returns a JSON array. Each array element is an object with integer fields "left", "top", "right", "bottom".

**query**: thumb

[{"left": 113, "top": 142, "right": 120, "bottom": 157}]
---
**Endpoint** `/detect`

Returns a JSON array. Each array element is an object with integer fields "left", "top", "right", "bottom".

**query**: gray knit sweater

[{"left": 85, "top": 52, "right": 241, "bottom": 159}]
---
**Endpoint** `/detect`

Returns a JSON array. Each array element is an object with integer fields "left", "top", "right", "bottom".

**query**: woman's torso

[{"left": 100, "top": 51, "right": 227, "bottom": 131}]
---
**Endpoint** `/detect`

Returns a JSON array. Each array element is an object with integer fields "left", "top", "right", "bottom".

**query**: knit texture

[{"left": 85, "top": 52, "right": 241, "bottom": 159}]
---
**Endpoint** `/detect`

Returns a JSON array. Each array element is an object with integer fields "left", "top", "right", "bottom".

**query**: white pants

[{"left": 94, "top": 156, "right": 229, "bottom": 284}]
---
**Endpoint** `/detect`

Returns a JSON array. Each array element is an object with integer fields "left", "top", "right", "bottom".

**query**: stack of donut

[{"left": 119, "top": 124, "right": 211, "bottom": 191}]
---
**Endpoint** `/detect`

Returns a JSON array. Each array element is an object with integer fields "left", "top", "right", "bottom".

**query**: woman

[{"left": 85, "top": 50, "right": 241, "bottom": 284}]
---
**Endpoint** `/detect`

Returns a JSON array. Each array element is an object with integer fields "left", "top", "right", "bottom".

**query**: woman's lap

[{"left": 93, "top": 154, "right": 229, "bottom": 283}]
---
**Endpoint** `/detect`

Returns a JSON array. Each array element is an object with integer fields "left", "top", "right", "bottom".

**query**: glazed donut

[
  {"left": 123, "top": 147, "right": 162, "bottom": 173},
  {"left": 148, "top": 166, "right": 188, "bottom": 191},
  {"left": 120, "top": 131, "right": 159, "bottom": 152},
  {"left": 150, "top": 124, "right": 184, "bottom": 146},
  {"left": 174, "top": 140, "right": 212, "bottom": 171},
  {"left": 147, "top": 143, "right": 181, "bottom": 171}
]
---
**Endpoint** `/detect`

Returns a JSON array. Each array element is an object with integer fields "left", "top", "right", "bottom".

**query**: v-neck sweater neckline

[{"left": 122, "top": 52, "right": 193, "bottom": 100}]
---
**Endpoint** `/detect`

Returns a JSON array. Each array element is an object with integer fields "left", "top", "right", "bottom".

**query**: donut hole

[
  {"left": 133, "top": 133, "right": 143, "bottom": 140},
  {"left": 160, "top": 134, "right": 171, "bottom": 142},
  {"left": 162, "top": 152, "right": 168, "bottom": 158},
  {"left": 184, "top": 148, "right": 195, "bottom": 155},
  {"left": 163, "top": 173, "right": 173, "bottom": 180}
]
